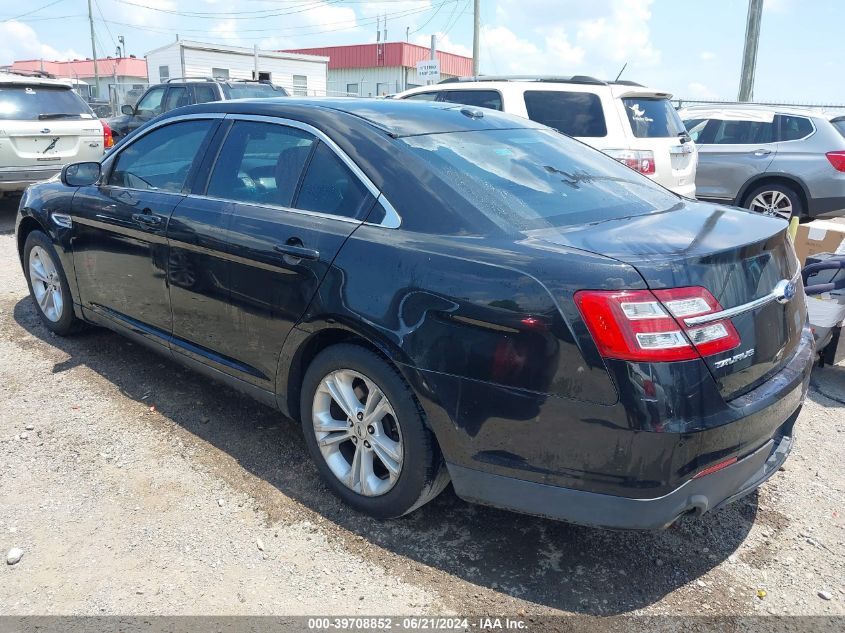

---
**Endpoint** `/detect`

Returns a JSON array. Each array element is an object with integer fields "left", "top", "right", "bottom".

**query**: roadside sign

[{"left": 416, "top": 60, "right": 441, "bottom": 82}]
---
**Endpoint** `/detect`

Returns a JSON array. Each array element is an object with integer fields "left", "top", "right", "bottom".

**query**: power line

[
  {"left": 410, "top": 1, "right": 448, "bottom": 35},
  {"left": 2, "top": 0, "right": 68, "bottom": 23},
  {"left": 93, "top": 0, "right": 117, "bottom": 51}
]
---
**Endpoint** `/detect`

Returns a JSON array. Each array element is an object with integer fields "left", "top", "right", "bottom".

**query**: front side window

[
  {"left": 711, "top": 119, "right": 774, "bottom": 144},
  {"left": 108, "top": 120, "right": 215, "bottom": 192},
  {"left": 437, "top": 90, "right": 503, "bottom": 111},
  {"left": 135, "top": 87, "right": 166, "bottom": 117},
  {"left": 207, "top": 121, "right": 315, "bottom": 206},
  {"left": 295, "top": 143, "right": 372, "bottom": 219},
  {"left": 524, "top": 90, "right": 606, "bottom": 137},
  {"left": 398, "top": 128, "right": 679, "bottom": 231},
  {"left": 403, "top": 91, "right": 438, "bottom": 102},
  {"left": 0, "top": 85, "right": 92, "bottom": 121},
  {"left": 778, "top": 115, "right": 814, "bottom": 141},
  {"left": 622, "top": 97, "right": 685, "bottom": 138}
]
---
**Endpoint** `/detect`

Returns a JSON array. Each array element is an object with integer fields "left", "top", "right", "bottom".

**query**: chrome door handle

[
  {"left": 752, "top": 149, "right": 772, "bottom": 156},
  {"left": 274, "top": 241, "right": 319, "bottom": 261},
  {"left": 131, "top": 211, "right": 162, "bottom": 227}
]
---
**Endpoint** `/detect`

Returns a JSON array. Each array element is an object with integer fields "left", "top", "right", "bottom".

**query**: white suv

[
  {"left": 0, "top": 72, "right": 109, "bottom": 195},
  {"left": 396, "top": 76, "right": 697, "bottom": 197}
]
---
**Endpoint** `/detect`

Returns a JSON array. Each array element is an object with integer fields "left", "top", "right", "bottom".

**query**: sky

[{"left": 1, "top": 0, "right": 842, "bottom": 104}]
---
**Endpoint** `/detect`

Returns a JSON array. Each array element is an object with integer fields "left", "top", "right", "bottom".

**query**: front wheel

[
  {"left": 300, "top": 344, "right": 448, "bottom": 518},
  {"left": 744, "top": 183, "right": 804, "bottom": 221},
  {"left": 23, "top": 230, "right": 80, "bottom": 335}
]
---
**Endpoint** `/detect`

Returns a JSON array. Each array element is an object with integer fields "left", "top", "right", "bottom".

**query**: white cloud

[
  {"left": 412, "top": 32, "right": 471, "bottom": 58},
  {"left": 699, "top": 51, "right": 716, "bottom": 61},
  {"left": 687, "top": 81, "right": 716, "bottom": 98},
  {"left": 0, "top": 21, "right": 83, "bottom": 63}
]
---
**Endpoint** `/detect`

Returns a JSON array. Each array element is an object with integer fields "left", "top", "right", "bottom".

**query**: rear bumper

[
  {"left": 669, "top": 181, "right": 696, "bottom": 198},
  {"left": 808, "top": 195, "right": 845, "bottom": 218},
  {"left": 449, "top": 424, "right": 794, "bottom": 530},
  {"left": 0, "top": 167, "right": 61, "bottom": 192}
]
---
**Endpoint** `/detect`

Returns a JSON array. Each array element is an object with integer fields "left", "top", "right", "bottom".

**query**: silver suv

[{"left": 679, "top": 104, "right": 845, "bottom": 220}]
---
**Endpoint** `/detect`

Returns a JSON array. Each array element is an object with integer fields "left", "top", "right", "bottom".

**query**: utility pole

[
  {"left": 472, "top": 0, "right": 480, "bottom": 76},
  {"left": 429, "top": 34, "right": 436, "bottom": 86},
  {"left": 87, "top": 0, "right": 100, "bottom": 98},
  {"left": 738, "top": 0, "right": 764, "bottom": 102}
]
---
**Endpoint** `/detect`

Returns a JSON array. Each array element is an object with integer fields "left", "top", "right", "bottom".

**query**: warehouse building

[
  {"left": 7, "top": 56, "right": 148, "bottom": 100},
  {"left": 144, "top": 40, "right": 329, "bottom": 96},
  {"left": 284, "top": 42, "right": 472, "bottom": 96}
]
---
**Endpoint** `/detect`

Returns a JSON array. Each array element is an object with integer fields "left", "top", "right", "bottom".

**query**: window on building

[
  {"left": 295, "top": 143, "right": 372, "bottom": 219},
  {"left": 376, "top": 82, "right": 391, "bottom": 96},
  {"left": 253, "top": 71, "right": 271, "bottom": 81},
  {"left": 524, "top": 91, "right": 607, "bottom": 137},
  {"left": 159, "top": 65, "right": 170, "bottom": 82},
  {"left": 207, "top": 121, "right": 315, "bottom": 206},
  {"left": 346, "top": 83, "right": 359, "bottom": 96},
  {"left": 108, "top": 120, "right": 215, "bottom": 192},
  {"left": 293, "top": 75, "right": 308, "bottom": 96},
  {"left": 212, "top": 68, "right": 230, "bottom": 80}
]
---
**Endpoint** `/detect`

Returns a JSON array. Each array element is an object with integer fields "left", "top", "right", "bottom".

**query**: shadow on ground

[
  {"left": 1, "top": 196, "right": 19, "bottom": 235},
  {"left": 10, "top": 295, "right": 760, "bottom": 615}
]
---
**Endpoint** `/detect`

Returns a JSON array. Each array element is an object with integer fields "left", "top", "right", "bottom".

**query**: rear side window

[
  {"left": 108, "top": 120, "right": 215, "bottom": 192},
  {"left": 163, "top": 86, "right": 190, "bottom": 111},
  {"left": 711, "top": 119, "right": 774, "bottom": 144},
  {"left": 524, "top": 91, "right": 607, "bottom": 137},
  {"left": 437, "top": 90, "right": 503, "bottom": 111},
  {"left": 777, "top": 115, "right": 814, "bottom": 141},
  {"left": 207, "top": 121, "right": 315, "bottom": 206},
  {"left": 295, "top": 143, "right": 373, "bottom": 219},
  {"left": 622, "top": 98, "right": 685, "bottom": 138},
  {"left": 0, "top": 85, "right": 92, "bottom": 121},
  {"left": 193, "top": 84, "right": 219, "bottom": 104}
]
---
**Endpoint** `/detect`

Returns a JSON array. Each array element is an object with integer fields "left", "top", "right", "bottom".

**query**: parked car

[
  {"left": 395, "top": 76, "right": 698, "bottom": 197},
  {"left": 0, "top": 72, "right": 111, "bottom": 195},
  {"left": 107, "top": 78, "right": 288, "bottom": 140},
  {"left": 17, "top": 99, "right": 812, "bottom": 529},
  {"left": 680, "top": 105, "right": 845, "bottom": 220}
]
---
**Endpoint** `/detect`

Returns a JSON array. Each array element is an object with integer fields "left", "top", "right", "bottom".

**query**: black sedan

[{"left": 15, "top": 98, "right": 813, "bottom": 529}]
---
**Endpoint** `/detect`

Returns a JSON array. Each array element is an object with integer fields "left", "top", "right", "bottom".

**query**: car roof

[
  {"left": 0, "top": 72, "right": 74, "bottom": 88},
  {"left": 178, "top": 97, "right": 547, "bottom": 137},
  {"left": 679, "top": 103, "right": 835, "bottom": 120},
  {"left": 398, "top": 78, "right": 672, "bottom": 100}
]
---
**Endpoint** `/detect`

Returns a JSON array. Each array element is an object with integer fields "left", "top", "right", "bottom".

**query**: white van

[
  {"left": 395, "top": 76, "right": 697, "bottom": 197},
  {"left": 0, "top": 72, "right": 109, "bottom": 194}
]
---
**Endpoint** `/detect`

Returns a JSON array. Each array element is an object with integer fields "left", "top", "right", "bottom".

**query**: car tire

[
  {"left": 743, "top": 183, "right": 804, "bottom": 221},
  {"left": 23, "top": 230, "right": 81, "bottom": 336},
  {"left": 300, "top": 343, "right": 449, "bottom": 518}
]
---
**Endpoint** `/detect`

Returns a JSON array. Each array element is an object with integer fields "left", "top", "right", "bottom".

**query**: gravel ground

[{"left": 0, "top": 197, "right": 843, "bottom": 618}]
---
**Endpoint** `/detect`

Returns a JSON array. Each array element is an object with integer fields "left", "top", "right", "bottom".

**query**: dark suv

[
  {"left": 17, "top": 99, "right": 813, "bottom": 529},
  {"left": 107, "top": 78, "right": 288, "bottom": 140}
]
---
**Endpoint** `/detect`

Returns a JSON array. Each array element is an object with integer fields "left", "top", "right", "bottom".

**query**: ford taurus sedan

[{"left": 16, "top": 98, "right": 813, "bottom": 529}]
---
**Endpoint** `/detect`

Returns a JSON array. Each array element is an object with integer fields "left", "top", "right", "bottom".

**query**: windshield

[
  {"left": 622, "top": 97, "right": 686, "bottom": 138},
  {"left": 224, "top": 83, "right": 288, "bottom": 99},
  {"left": 0, "top": 85, "right": 93, "bottom": 120},
  {"left": 399, "top": 128, "right": 680, "bottom": 231}
]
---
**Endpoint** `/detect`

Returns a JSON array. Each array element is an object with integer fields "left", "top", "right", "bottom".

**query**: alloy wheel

[
  {"left": 28, "top": 246, "right": 64, "bottom": 322},
  {"left": 749, "top": 190, "right": 793, "bottom": 220},
  {"left": 312, "top": 369, "right": 404, "bottom": 497}
]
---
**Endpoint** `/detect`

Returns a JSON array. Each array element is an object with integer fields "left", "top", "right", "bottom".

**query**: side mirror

[
  {"left": 61, "top": 162, "right": 101, "bottom": 187},
  {"left": 121, "top": 104, "right": 134, "bottom": 115}
]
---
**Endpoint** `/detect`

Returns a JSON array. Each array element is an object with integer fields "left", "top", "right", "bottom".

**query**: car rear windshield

[
  {"left": 622, "top": 97, "right": 685, "bottom": 138},
  {"left": 224, "top": 83, "right": 288, "bottom": 99},
  {"left": 0, "top": 85, "right": 92, "bottom": 120},
  {"left": 399, "top": 128, "right": 680, "bottom": 231},
  {"left": 832, "top": 118, "right": 845, "bottom": 139}
]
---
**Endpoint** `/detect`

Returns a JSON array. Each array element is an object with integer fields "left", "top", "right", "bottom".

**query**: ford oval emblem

[{"left": 774, "top": 279, "right": 796, "bottom": 304}]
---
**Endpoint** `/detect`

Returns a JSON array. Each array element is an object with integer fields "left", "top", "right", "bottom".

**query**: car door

[
  {"left": 692, "top": 116, "right": 777, "bottom": 201},
  {"left": 195, "top": 116, "right": 376, "bottom": 391},
  {"left": 162, "top": 85, "right": 191, "bottom": 113},
  {"left": 71, "top": 116, "right": 221, "bottom": 347}
]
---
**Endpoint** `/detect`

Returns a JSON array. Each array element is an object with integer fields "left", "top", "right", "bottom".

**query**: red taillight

[
  {"left": 574, "top": 286, "right": 741, "bottom": 362},
  {"left": 100, "top": 118, "right": 114, "bottom": 149},
  {"left": 605, "top": 149, "right": 656, "bottom": 175},
  {"left": 826, "top": 151, "right": 845, "bottom": 172},
  {"left": 692, "top": 457, "right": 738, "bottom": 479}
]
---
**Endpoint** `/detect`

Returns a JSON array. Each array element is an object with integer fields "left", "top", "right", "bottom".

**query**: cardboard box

[{"left": 792, "top": 220, "right": 845, "bottom": 266}]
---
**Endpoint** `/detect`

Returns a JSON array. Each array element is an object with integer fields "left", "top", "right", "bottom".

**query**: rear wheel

[
  {"left": 23, "top": 230, "right": 80, "bottom": 335},
  {"left": 744, "top": 183, "right": 804, "bottom": 221},
  {"left": 300, "top": 344, "right": 448, "bottom": 518}
]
